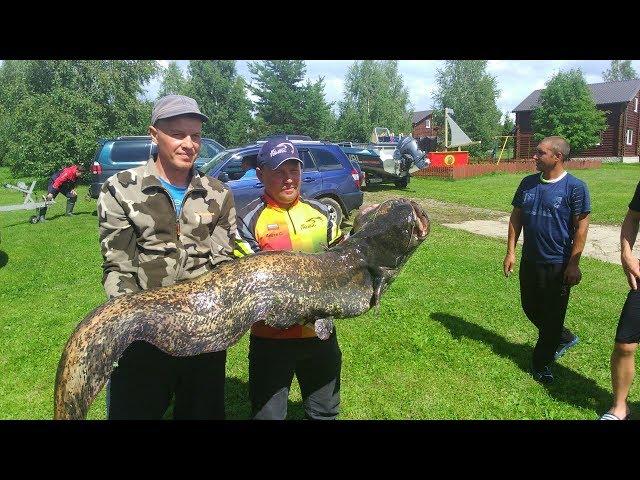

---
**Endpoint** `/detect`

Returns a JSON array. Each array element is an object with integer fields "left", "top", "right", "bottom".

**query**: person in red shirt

[{"left": 40, "top": 164, "right": 86, "bottom": 220}]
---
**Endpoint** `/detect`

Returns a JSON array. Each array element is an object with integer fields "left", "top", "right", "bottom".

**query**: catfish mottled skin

[{"left": 54, "top": 198, "right": 430, "bottom": 419}]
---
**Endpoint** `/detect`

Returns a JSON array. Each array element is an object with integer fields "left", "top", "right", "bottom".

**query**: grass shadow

[
  {"left": 0, "top": 211, "right": 96, "bottom": 228},
  {"left": 225, "top": 376, "right": 306, "bottom": 420},
  {"left": 363, "top": 184, "right": 415, "bottom": 193},
  {"left": 0, "top": 250, "right": 7, "bottom": 268},
  {"left": 2, "top": 219, "right": 41, "bottom": 228},
  {"left": 430, "top": 312, "right": 640, "bottom": 416},
  {"left": 160, "top": 376, "right": 304, "bottom": 420},
  {"left": 224, "top": 376, "right": 251, "bottom": 420},
  {"left": 46, "top": 212, "right": 95, "bottom": 221}
]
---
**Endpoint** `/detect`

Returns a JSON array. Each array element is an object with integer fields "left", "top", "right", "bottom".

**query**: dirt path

[{"left": 361, "top": 189, "right": 632, "bottom": 265}]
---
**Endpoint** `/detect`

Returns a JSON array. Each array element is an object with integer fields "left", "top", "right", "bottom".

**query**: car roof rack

[
  {"left": 255, "top": 134, "right": 323, "bottom": 146},
  {"left": 258, "top": 134, "right": 314, "bottom": 141},
  {"left": 111, "top": 135, "right": 219, "bottom": 142}
]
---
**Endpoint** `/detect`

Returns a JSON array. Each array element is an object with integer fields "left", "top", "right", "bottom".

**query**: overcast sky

[{"left": 149, "top": 60, "right": 640, "bottom": 120}]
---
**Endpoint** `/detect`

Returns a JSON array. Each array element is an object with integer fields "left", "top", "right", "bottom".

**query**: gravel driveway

[{"left": 361, "top": 189, "right": 635, "bottom": 265}]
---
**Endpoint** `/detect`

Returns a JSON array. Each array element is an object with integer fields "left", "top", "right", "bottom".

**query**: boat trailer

[{"left": 0, "top": 181, "right": 56, "bottom": 224}]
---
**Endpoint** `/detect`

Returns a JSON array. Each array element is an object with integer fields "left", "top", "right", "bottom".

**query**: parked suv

[
  {"left": 88, "top": 136, "right": 224, "bottom": 198},
  {"left": 200, "top": 138, "right": 364, "bottom": 225}
]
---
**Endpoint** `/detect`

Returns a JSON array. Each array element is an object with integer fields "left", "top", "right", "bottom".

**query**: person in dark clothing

[
  {"left": 503, "top": 136, "right": 591, "bottom": 384},
  {"left": 599, "top": 182, "right": 640, "bottom": 420},
  {"left": 39, "top": 164, "right": 86, "bottom": 220}
]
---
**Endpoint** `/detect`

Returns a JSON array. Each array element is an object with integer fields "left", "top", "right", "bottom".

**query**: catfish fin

[
  {"left": 314, "top": 317, "right": 334, "bottom": 340},
  {"left": 368, "top": 266, "right": 396, "bottom": 310}
]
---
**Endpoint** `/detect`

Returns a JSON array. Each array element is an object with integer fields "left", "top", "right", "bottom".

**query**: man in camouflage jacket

[{"left": 97, "top": 95, "right": 236, "bottom": 419}]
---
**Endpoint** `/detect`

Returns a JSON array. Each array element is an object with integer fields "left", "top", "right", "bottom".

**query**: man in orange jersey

[{"left": 235, "top": 138, "right": 344, "bottom": 420}]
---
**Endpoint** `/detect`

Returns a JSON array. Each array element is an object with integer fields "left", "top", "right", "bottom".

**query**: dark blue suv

[{"left": 200, "top": 138, "right": 364, "bottom": 225}]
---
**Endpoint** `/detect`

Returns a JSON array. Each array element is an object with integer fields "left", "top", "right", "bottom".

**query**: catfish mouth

[{"left": 410, "top": 201, "right": 430, "bottom": 240}]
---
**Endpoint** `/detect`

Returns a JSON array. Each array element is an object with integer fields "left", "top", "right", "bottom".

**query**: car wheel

[
  {"left": 318, "top": 197, "right": 344, "bottom": 227},
  {"left": 395, "top": 175, "right": 410, "bottom": 188}
]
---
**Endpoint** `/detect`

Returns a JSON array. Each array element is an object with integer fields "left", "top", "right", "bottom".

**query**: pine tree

[
  {"left": 248, "top": 60, "right": 307, "bottom": 137},
  {"left": 186, "top": 60, "right": 254, "bottom": 147},
  {"left": 299, "top": 77, "right": 336, "bottom": 140}
]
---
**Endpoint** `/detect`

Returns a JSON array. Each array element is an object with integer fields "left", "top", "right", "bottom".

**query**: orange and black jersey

[{"left": 234, "top": 194, "right": 342, "bottom": 338}]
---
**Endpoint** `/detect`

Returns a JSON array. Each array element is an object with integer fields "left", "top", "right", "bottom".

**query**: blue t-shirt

[
  {"left": 159, "top": 177, "right": 187, "bottom": 216},
  {"left": 512, "top": 172, "right": 591, "bottom": 264},
  {"left": 241, "top": 168, "right": 257, "bottom": 179}
]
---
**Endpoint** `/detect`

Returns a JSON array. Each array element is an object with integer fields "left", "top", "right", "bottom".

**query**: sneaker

[
  {"left": 532, "top": 365, "right": 554, "bottom": 384},
  {"left": 555, "top": 335, "right": 579, "bottom": 360}
]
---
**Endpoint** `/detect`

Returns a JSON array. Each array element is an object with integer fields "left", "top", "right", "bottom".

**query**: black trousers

[
  {"left": 519, "top": 260, "right": 575, "bottom": 370},
  {"left": 107, "top": 341, "right": 227, "bottom": 420},
  {"left": 248, "top": 331, "right": 342, "bottom": 420}
]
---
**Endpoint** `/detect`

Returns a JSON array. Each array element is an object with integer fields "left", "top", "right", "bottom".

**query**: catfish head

[
  {"left": 352, "top": 198, "right": 430, "bottom": 260},
  {"left": 345, "top": 199, "right": 430, "bottom": 304}
]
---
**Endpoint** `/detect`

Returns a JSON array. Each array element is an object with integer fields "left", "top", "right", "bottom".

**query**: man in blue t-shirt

[
  {"left": 503, "top": 136, "right": 591, "bottom": 384},
  {"left": 240, "top": 156, "right": 257, "bottom": 179}
]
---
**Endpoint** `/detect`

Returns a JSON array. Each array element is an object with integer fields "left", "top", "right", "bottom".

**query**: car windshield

[
  {"left": 199, "top": 150, "right": 237, "bottom": 174},
  {"left": 200, "top": 139, "right": 225, "bottom": 159}
]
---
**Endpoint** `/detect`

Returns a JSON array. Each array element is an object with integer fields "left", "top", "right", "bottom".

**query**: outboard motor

[{"left": 393, "top": 136, "right": 430, "bottom": 173}]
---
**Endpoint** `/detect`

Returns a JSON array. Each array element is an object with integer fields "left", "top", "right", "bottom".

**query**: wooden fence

[{"left": 414, "top": 159, "right": 602, "bottom": 180}]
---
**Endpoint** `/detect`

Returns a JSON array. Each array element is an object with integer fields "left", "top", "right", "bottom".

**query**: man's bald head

[{"left": 542, "top": 136, "right": 571, "bottom": 162}]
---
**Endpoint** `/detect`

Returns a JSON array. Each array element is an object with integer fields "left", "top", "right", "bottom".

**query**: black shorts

[{"left": 615, "top": 290, "right": 640, "bottom": 344}]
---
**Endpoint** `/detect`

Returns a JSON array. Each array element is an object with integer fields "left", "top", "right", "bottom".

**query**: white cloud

[
  {"left": 323, "top": 77, "right": 345, "bottom": 104},
  {"left": 584, "top": 73, "right": 602, "bottom": 84},
  {"left": 487, "top": 60, "right": 510, "bottom": 72}
]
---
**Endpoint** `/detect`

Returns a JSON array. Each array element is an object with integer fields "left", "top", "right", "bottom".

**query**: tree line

[
  {"left": 0, "top": 60, "right": 415, "bottom": 179},
  {"left": 0, "top": 60, "right": 635, "bottom": 179}
]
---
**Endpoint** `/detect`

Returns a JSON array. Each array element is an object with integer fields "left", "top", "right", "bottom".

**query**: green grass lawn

[
  {"left": 0, "top": 166, "right": 636, "bottom": 419},
  {"left": 403, "top": 162, "right": 640, "bottom": 226}
]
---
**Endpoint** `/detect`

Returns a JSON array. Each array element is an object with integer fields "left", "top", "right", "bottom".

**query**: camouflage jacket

[{"left": 97, "top": 158, "right": 237, "bottom": 299}]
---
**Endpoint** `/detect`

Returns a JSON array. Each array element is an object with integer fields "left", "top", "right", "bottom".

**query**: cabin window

[
  {"left": 627, "top": 129, "right": 633, "bottom": 146},
  {"left": 425, "top": 118, "right": 431, "bottom": 129},
  {"left": 635, "top": 97, "right": 638, "bottom": 113}
]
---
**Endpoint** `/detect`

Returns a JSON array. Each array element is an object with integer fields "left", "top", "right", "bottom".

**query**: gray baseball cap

[{"left": 151, "top": 94, "right": 209, "bottom": 125}]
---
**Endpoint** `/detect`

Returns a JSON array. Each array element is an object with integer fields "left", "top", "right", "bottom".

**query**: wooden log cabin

[
  {"left": 412, "top": 110, "right": 438, "bottom": 138},
  {"left": 513, "top": 79, "right": 640, "bottom": 162}
]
